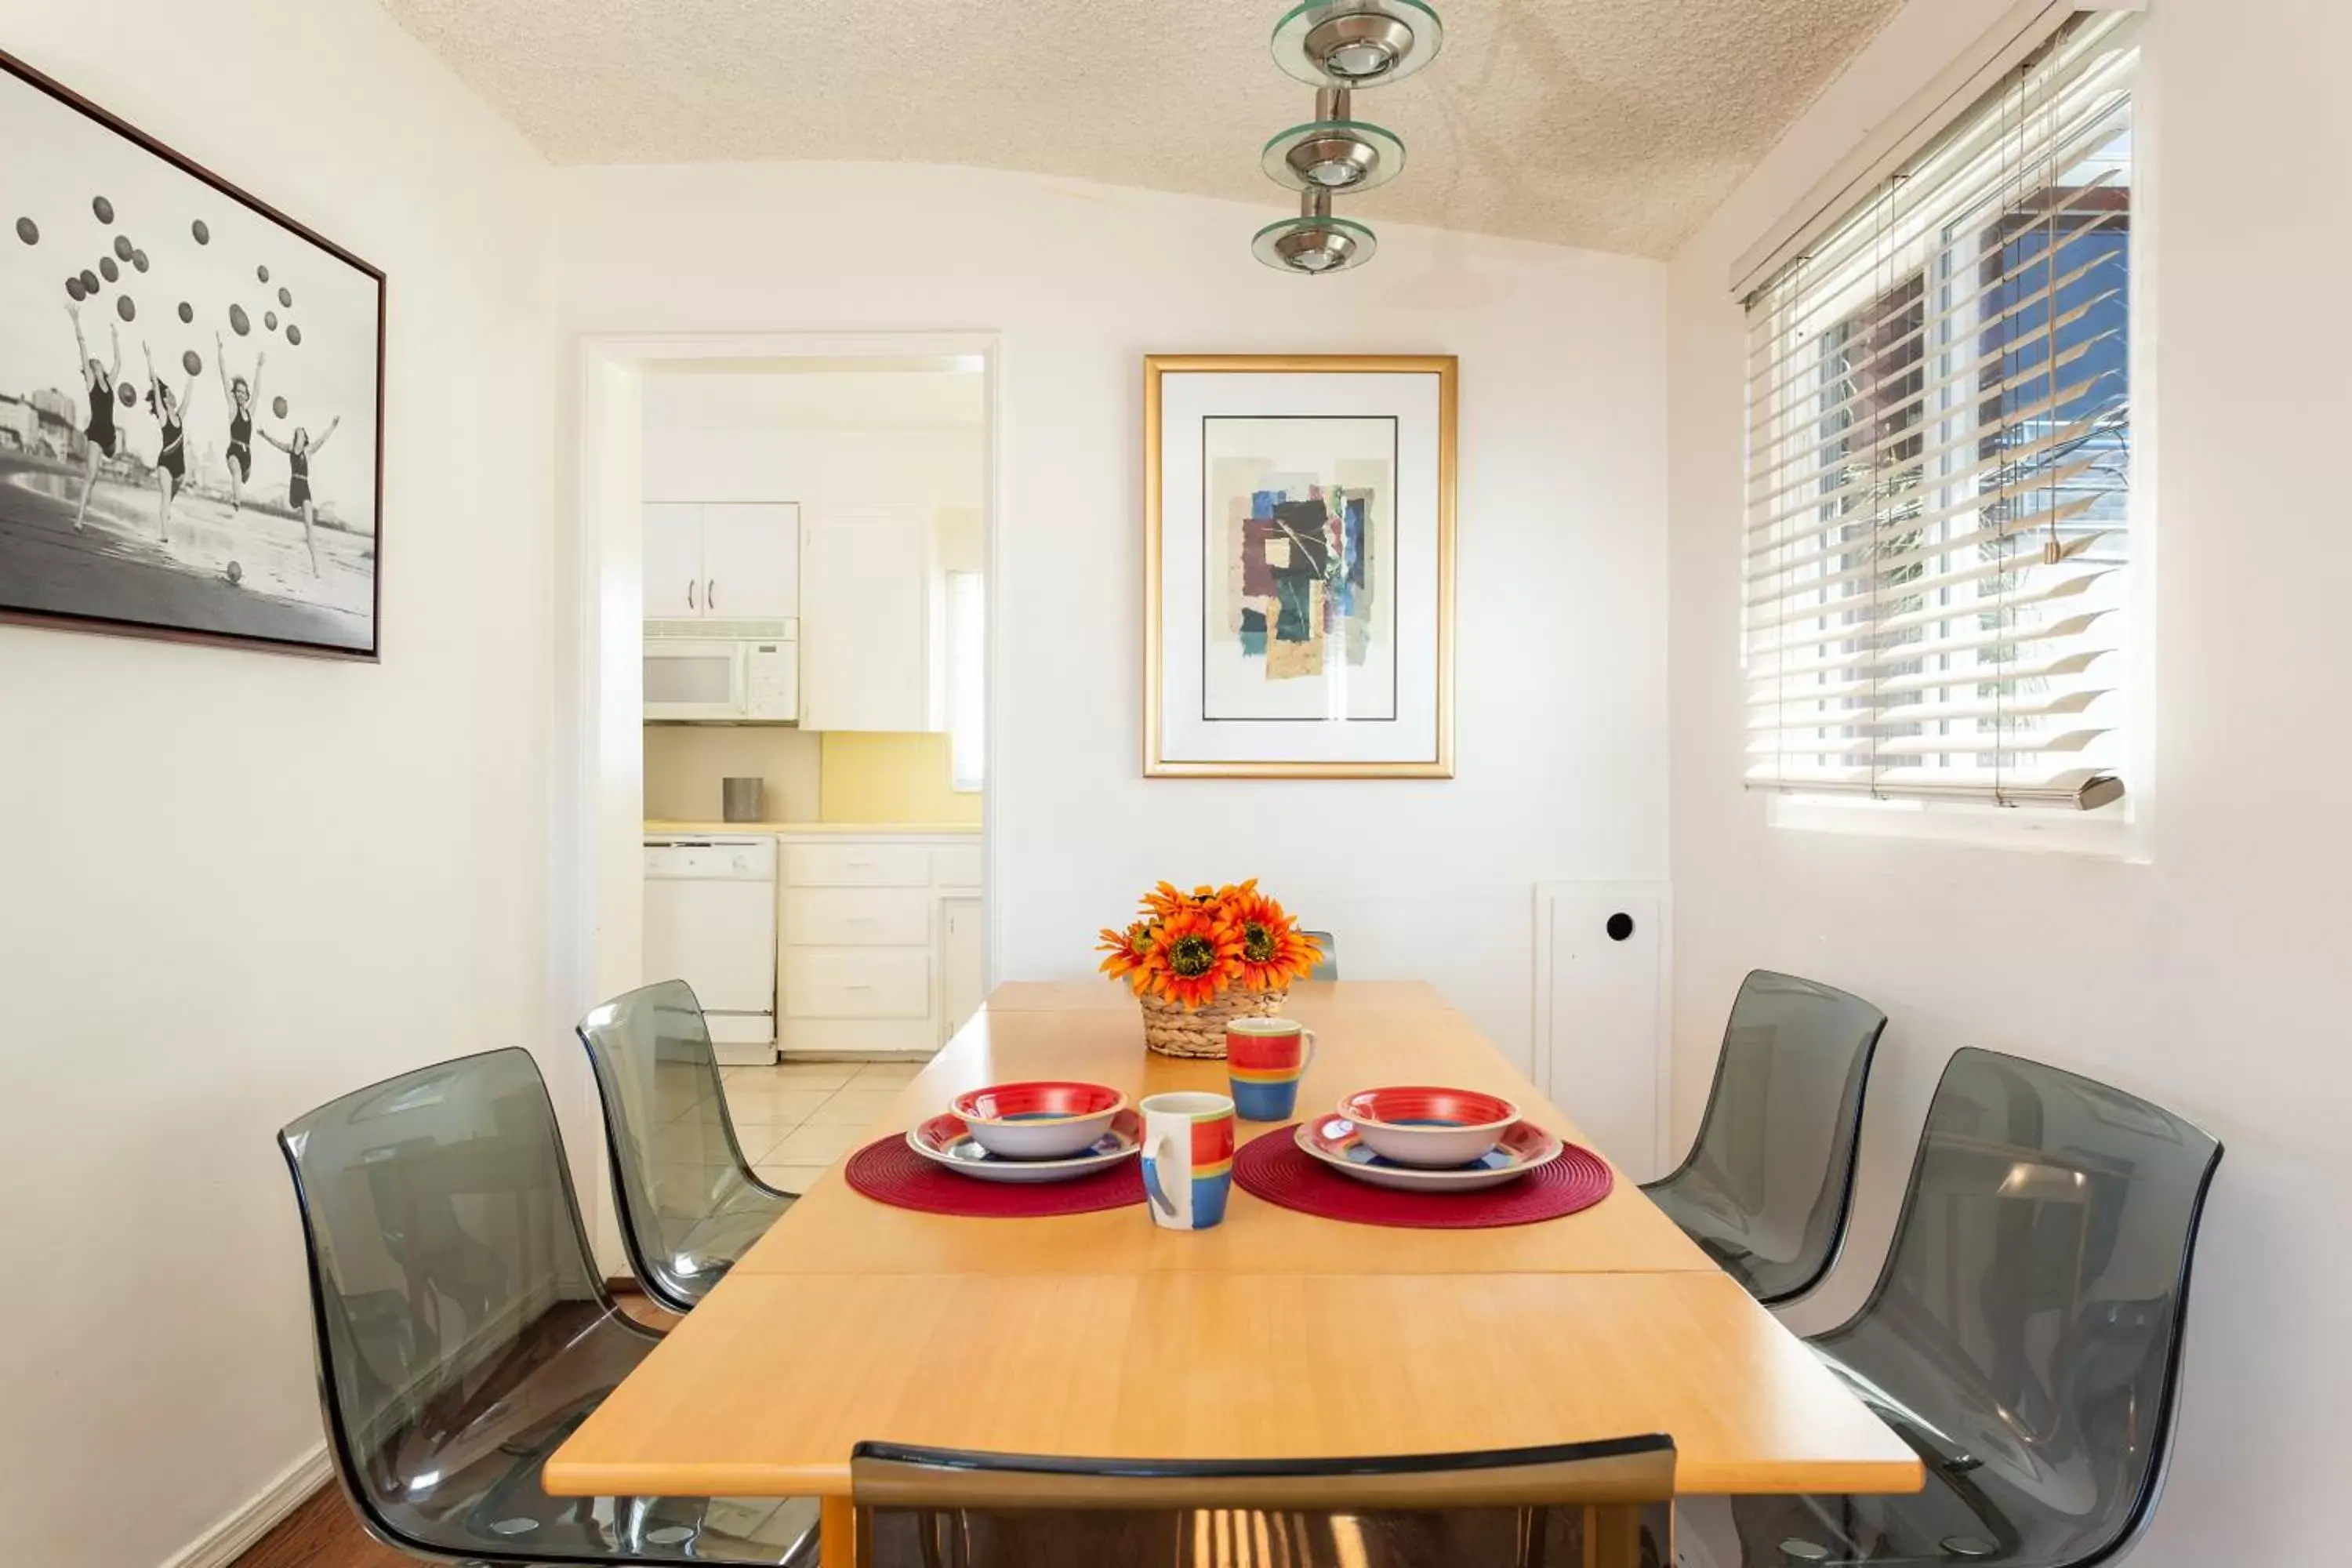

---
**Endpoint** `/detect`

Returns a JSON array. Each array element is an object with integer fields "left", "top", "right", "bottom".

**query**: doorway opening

[{"left": 563, "top": 332, "right": 998, "bottom": 1251}]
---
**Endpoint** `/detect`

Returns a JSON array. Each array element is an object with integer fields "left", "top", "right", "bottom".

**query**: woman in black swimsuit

[
  {"left": 67, "top": 303, "right": 122, "bottom": 531},
  {"left": 259, "top": 415, "right": 340, "bottom": 574},
  {"left": 141, "top": 342, "right": 196, "bottom": 541},
  {"left": 213, "top": 332, "right": 264, "bottom": 514}
]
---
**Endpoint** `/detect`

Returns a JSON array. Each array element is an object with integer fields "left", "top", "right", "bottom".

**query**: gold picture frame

[{"left": 1143, "top": 354, "right": 1457, "bottom": 779}]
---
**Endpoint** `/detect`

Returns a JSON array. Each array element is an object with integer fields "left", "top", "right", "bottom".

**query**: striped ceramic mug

[
  {"left": 1139, "top": 1091, "right": 1236, "bottom": 1231},
  {"left": 1226, "top": 1017, "right": 1319, "bottom": 1121}
]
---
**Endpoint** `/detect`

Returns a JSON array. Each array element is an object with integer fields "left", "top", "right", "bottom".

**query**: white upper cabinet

[
  {"left": 800, "top": 507, "right": 937, "bottom": 732},
  {"left": 702, "top": 503, "right": 800, "bottom": 619},
  {"left": 643, "top": 503, "right": 706, "bottom": 619},
  {"left": 643, "top": 502, "right": 800, "bottom": 621}
]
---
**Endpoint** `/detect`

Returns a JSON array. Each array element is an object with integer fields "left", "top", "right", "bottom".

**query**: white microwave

[{"left": 644, "top": 619, "right": 799, "bottom": 723}]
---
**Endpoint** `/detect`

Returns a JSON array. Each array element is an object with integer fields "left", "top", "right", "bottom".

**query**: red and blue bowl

[
  {"left": 1336, "top": 1086, "right": 1520, "bottom": 1168},
  {"left": 947, "top": 1080, "right": 1128, "bottom": 1160}
]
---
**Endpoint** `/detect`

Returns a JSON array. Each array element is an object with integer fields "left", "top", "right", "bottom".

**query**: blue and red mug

[
  {"left": 1225, "top": 1018, "right": 1319, "bottom": 1122},
  {"left": 1140, "top": 1091, "right": 1236, "bottom": 1231}
]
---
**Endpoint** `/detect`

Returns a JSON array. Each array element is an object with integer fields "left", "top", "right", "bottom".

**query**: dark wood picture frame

[{"left": 0, "top": 45, "right": 387, "bottom": 661}]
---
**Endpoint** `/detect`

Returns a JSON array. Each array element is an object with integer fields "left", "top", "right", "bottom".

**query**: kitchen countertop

[{"left": 644, "top": 820, "right": 981, "bottom": 837}]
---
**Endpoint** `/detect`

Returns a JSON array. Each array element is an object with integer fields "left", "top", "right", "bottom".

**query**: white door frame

[{"left": 557, "top": 329, "right": 1003, "bottom": 1261}]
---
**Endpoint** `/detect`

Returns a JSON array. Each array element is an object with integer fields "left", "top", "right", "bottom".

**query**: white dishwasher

[{"left": 643, "top": 837, "right": 778, "bottom": 1065}]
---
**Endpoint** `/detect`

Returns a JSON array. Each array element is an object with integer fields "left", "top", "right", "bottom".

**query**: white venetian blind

[{"left": 1741, "top": 12, "right": 2137, "bottom": 810}]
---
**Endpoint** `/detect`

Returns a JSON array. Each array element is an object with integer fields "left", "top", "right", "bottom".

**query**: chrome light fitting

[
  {"left": 1253, "top": 4, "right": 1441, "bottom": 275},
  {"left": 1272, "top": 0, "right": 1445, "bottom": 89}
]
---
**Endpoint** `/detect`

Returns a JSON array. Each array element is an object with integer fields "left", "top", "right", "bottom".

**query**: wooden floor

[
  {"left": 234, "top": 1291, "right": 677, "bottom": 1568},
  {"left": 230, "top": 1483, "right": 411, "bottom": 1568}
]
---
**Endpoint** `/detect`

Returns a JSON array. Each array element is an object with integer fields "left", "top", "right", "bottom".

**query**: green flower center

[
  {"left": 1242, "top": 922, "right": 1276, "bottom": 964},
  {"left": 1167, "top": 933, "right": 1218, "bottom": 977}
]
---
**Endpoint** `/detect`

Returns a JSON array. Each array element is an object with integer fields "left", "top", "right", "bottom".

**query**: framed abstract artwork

[
  {"left": 0, "top": 48, "right": 386, "bottom": 659},
  {"left": 1144, "top": 354, "right": 1455, "bottom": 777}
]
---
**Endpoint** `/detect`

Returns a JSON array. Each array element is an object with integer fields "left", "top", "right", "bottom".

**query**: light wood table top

[
  {"left": 545, "top": 980, "right": 1920, "bottom": 1507},
  {"left": 985, "top": 978, "right": 1455, "bottom": 1013},
  {"left": 728, "top": 1000, "right": 1711, "bottom": 1276},
  {"left": 548, "top": 1271, "right": 1918, "bottom": 1499}
]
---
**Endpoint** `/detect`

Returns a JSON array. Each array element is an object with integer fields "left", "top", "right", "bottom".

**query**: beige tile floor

[{"left": 720, "top": 1059, "right": 925, "bottom": 1195}]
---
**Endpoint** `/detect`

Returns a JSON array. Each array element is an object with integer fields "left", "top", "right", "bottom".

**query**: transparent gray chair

[
  {"left": 1732, "top": 1047, "right": 2223, "bottom": 1567},
  {"left": 1642, "top": 970, "right": 1885, "bottom": 1305},
  {"left": 278, "top": 1047, "right": 818, "bottom": 1565},
  {"left": 1301, "top": 930, "right": 1339, "bottom": 982},
  {"left": 852, "top": 1434, "right": 1675, "bottom": 1568},
  {"left": 578, "top": 978, "right": 793, "bottom": 1313}
]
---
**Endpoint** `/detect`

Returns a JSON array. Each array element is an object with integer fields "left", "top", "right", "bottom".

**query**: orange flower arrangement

[{"left": 1097, "top": 880, "right": 1323, "bottom": 1011}]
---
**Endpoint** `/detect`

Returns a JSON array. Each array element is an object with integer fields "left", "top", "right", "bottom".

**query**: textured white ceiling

[{"left": 378, "top": 0, "right": 1902, "bottom": 257}]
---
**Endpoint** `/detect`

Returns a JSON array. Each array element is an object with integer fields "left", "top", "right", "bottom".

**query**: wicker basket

[{"left": 1138, "top": 986, "right": 1288, "bottom": 1059}]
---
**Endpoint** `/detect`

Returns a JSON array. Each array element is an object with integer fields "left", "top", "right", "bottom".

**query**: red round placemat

[
  {"left": 844, "top": 1134, "right": 1145, "bottom": 1218},
  {"left": 1232, "top": 1125, "right": 1614, "bottom": 1229}
]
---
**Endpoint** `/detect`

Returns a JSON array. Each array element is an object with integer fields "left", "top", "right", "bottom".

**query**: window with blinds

[{"left": 1741, "top": 13, "right": 2137, "bottom": 810}]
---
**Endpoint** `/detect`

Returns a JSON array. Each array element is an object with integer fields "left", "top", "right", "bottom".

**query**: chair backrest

[
  {"left": 1818, "top": 1047, "right": 2223, "bottom": 1564},
  {"left": 851, "top": 1436, "right": 1674, "bottom": 1568},
  {"left": 576, "top": 978, "right": 780, "bottom": 1312},
  {"left": 277, "top": 1047, "right": 634, "bottom": 1552},
  {"left": 1653, "top": 969, "right": 1884, "bottom": 1304},
  {"left": 1301, "top": 929, "right": 1338, "bottom": 982}
]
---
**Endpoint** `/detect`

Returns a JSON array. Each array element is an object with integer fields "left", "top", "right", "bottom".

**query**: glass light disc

[{"left": 1259, "top": 118, "right": 1407, "bottom": 194}]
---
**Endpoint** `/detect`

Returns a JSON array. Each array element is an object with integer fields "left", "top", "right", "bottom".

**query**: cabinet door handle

[
  {"left": 686, "top": 579, "right": 696, "bottom": 610},
  {"left": 708, "top": 578, "right": 718, "bottom": 611}
]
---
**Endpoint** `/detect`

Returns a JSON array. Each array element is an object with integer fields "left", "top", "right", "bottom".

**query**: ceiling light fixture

[
  {"left": 1271, "top": 0, "right": 1445, "bottom": 90},
  {"left": 1253, "top": 9, "right": 1440, "bottom": 275},
  {"left": 1253, "top": 192, "right": 1378, "bottom": 276},
  {"left": 1261, "top": 114, "right": 1406, "bottom": 194}
]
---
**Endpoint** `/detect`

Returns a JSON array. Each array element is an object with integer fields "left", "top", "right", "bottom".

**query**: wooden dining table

[{"left": 545, "top": 980, "right": 1920, "bottom": 1565}]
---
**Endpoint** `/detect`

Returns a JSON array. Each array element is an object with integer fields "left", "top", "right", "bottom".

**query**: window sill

[{"left": 1766, "top": 793, "right": 2149, "bottom": 862}]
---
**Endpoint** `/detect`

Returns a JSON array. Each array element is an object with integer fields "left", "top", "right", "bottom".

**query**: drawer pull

[
  {"left": 847, "top": 916, "right": 875, "bottom": 924},
  {"left": 844, "top": 982, "right": 873, "bottom": 990}
]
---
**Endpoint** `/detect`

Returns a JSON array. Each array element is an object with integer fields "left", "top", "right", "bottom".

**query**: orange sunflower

[
  {"left": 1095, "top": 920, "right": 1154, "bottom": 984},
  {"left": 1142, "top": 880, "right": 1221, "bottom": 922},
  {"left": 1136, "top": 904, "right": 1243, "bottom": 1008},
  {"left": 1223, "top": 884, "right": 1321, "bottom": 991}
]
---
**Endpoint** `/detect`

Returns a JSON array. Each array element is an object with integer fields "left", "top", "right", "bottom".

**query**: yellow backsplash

[{"left": 819, "top": 731, "right": 982, "bottom": 825}]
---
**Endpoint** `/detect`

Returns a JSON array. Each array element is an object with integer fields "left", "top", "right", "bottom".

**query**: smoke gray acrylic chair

[
  {"left": 578, "top": 978, "right": 793, "bottom": 1313},
  {"left": 1642, "top": 970, "right": 1885, "bottom": 1306},
  {"left": 1302, "top": 930, "right": 1339, "bottom": 982},
  {"left": 278, "top": 1047, "right": 818, "bottom": 1565},
  {"left": 1731, "top": 1048, "right": 2222, "bottom": 1567},
  {"left": 851, "top": 1434, "right": 1675, "bottom": 1568}
]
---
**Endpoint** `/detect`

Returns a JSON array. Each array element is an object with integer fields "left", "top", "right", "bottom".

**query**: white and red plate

[
  {"left": 1295, "top": 1115, "right": 1564, "bottom": 1192},
  {"left": 908, "top": 1109, "right": 1142, "bottom": 1184}
]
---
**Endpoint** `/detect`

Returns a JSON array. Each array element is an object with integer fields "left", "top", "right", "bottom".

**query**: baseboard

[{"left": 158, "top": 1443, "right": 332, "bottom": 1568}]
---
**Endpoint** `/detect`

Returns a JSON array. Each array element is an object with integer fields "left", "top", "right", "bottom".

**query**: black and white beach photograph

[{"left": 0, "top": 52, "right": 382, "bottom": 657}]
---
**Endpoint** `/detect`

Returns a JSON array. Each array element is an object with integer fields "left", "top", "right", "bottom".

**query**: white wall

[
  {"left": 640, "top": 368, "right": 985, "bottom": 509},
  {"left": 1665, "top": 2, "right": 2352, "bottom": 1561},
  {"left": 559, "top": 163, "right": 1671, "bottom": 1068},
  {"left": 0, "top": 3, "right": 558, "bottom": 1564}
]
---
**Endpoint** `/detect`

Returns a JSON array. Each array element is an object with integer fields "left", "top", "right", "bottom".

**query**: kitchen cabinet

[
  {"left": 643, "top": 503, "right": 704, "bottom": 618},
  {"left": 702, "top": 503, "right": 800, "bottom": 619},
  {"left": 642, "top": 502, "right": 800, "bottom": 621},
  {"left": 775, "top": 830, "right": 982, "bottom": 1056},
  {"left": 798, "top": 507, "right": 938, "bottom": 732},
  {"left": 940, "top": 896, "right": 985, "bottom": 1044}
]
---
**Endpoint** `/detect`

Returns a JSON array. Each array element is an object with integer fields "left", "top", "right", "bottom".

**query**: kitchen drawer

[
  {"left": 784, "top": 843, "right": 931, "bottom": 888},
  {"left": 783, "top": 948, "right": 931, "bottom": 1019},
  {"left": 785, "top": 887, "right": 932, "bottom": 947},
  {"left": 932, "top": 844, "right": 983, "bottom": 889}
]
